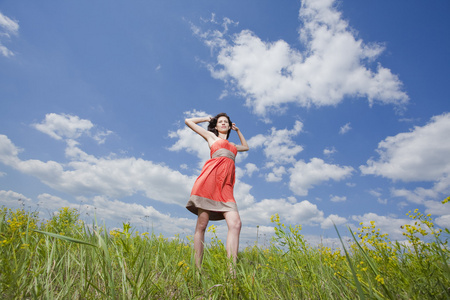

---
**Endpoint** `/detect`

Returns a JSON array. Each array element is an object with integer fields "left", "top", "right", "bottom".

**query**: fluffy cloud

[
  {"left": 33, "top": 113, "right": 93, "bottom": 140},
  {"left": 321, "top": 214, "right": 347, "bottom": 229},
  {"left": 239, "top": 198, "right": 324, "bottom": 226},
  {"left": 330, "top": 195, "right": 346, "bottom": 202},
  {"left": 0, "top": 190, "right": 32, "bottom": 207},
  {"left": 339, "top": 123, "right": 351, "bottom": 135},
  {"left": 0, "top": 11, "right": 19, "bottom": 57},
  {"left": 244, "top": 163, "right": 259, "bottom": 177},
  {"left": 265, "top": 166, "right": 286, "bottom": 182},
  {"left": 361, "top": 113, "right": 450, "bottom": 181},
  {"left": 249, "top": 120, "right": 303, "bottom": 165},
  {"left": 289, "top": 158, "right": 354, "bottom": 196},
  {"left": 194, "top": 0, "right": 408, "bottom": 116},
  {"left": 0, "top": 134, "right": 194, "bottom": 206},
  {"left": 361, "top": 113, "right": 450, "bottom": 202},
  {"left": 0, "top": 113, "right": 198, "bottom": 209},
  {"left": 33, "top": 113, "right": 112, "bottom": 143},
  {"left": 324, "top": 147, "right": 337, "bottom": 156},
  {"left": 435, "top": 215, "right": 450, "bottom": 229}
]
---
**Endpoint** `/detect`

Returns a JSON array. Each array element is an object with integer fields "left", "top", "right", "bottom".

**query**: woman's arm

[
  {"left": 185, "top": 116, "right": 217, "bottom": 145},
  {"left": 231, "top": 124, "right": 249, "bottom": 152}
]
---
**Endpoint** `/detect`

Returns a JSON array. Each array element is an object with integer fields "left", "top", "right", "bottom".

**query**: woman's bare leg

[
  {"left": 223, "top": 211, "right": 242, "bottom": 264},
  {"left": 194, "top": 209, "right": 210, "bottom": 268}
]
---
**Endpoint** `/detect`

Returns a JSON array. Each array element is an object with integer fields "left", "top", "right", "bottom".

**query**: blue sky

[{"left": 1, "top": 0, "right": 449, "bottom": 247}]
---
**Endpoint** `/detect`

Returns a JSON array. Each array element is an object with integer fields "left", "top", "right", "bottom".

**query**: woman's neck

[{"left": 218, "top": 133, "right": 227, "bottom": 140}]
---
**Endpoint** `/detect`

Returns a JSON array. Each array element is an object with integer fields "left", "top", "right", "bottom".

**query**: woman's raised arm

[
  {"left": 231, "top": 123, "right": 249, "bottom": 152},
  {"left": 185, "top": 116, "right": 217, "bottom": 144}
]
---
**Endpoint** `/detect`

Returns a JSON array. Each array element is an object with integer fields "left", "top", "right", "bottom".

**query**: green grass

[{"left": 1, "top": 199, "right": 449, "bottom": 299}]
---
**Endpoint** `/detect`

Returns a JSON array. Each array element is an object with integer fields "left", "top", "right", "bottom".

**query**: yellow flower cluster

[
  {"left": 109, "top": 229, "right": 122, "bottom": 238},
  {"left": 319, "top": 246, "right": 346, "bottom": 271},
  {"left": 43, "top": 207, "right": 83, "bottom": 236},
  {"left": 177, "top": 260, "right": 190, "bottom": 275},
  {"left": 207, "top": 224, "right": 217, "bottom": 234},
  {"left": 1, "top": 207, "right": 38, "bottom": 247},
  {"left": 375, "top": 274, "right": 385, "bottom": 285},
  {"left": 354, "top": 220, "right": 395, "bottom": 259},
  {"left": 270, "top": 213, "right": 280, "bottom": 225}
]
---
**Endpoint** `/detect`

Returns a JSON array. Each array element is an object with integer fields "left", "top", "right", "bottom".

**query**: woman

[{"left": 185, "top": 113, "right": 249, "bottom": 268}]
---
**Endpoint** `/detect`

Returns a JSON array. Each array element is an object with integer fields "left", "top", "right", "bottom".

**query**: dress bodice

[{"left": 210, "top": 139, "right": 237, "bottom": 160}]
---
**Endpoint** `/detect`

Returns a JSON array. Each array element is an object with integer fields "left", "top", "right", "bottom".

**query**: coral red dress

[{"left": 186, "top": 139, "right": 238, "bottom": 220}]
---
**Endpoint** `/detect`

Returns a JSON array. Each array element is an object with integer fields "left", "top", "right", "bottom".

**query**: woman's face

[{"left": 216, "top": 116, "right": 230, "bottom": 133}]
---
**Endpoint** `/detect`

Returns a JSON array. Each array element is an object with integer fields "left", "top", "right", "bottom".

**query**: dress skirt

[{"left": 186, "top": 139, "right": 238, "bottom": 221}]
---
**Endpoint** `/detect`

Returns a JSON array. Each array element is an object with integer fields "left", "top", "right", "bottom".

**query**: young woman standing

[{"left": 185, "top": 113, "right": 249, "bottom": 268}]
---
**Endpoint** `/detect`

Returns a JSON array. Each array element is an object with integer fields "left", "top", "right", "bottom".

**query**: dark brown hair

[{"left": 208, "top": 113, "right": 232, "bottom": 139}]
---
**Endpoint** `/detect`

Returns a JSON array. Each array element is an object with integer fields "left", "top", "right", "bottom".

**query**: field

[{"left": 1, "top": 198, "right": 449, "bottom": 299}]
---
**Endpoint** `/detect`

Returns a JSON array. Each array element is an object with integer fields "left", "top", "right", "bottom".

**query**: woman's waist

[{"left": 211, "top": 148, "right": 236, "bottom": 161}]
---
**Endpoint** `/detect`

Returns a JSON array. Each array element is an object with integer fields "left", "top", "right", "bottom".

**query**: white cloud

[
  {"left": 239, "top": 198, "right": 324, "bottom": 226},
  {"left": 369, "top": 189, "right": 382, "bottom": 198},
  {"left": 435, "top": 215, "right": 450, "bottom": 229},
  {"left": 339, "top": 122, "right": 351, "bottom": 134},
  {"left": 361, "top": 113, "right": 450, "bottom": 202},
  {"left": 0, "top": 190, "right": 32, "bottom": 207},
  {"left": 194, "top": 0, "right": 408, "bottom": 116},
  {"left": 0, "top": 11, "right": 18, "bottom": 35},
  {"left": 289, "top": 158, "right": 354, "bottom": 196},
  {"left": 330, "top": 194, "right": 346, "bottom": 202},
  {"left": 247, "top": 121, "right": 303, "bottom": 182},
  {"left": 361, "top": 113, "right": 450, "bottom": 181},
  {"left": 324, "top": 146, "right": 337, "bottom": 156},
  {"left": 265, "top": 166, "right": 286, "bottom": 182},
  {"left": 321, "top": 214, "right": 347, "bottom": 229},
  {"left": 33, "top": 113, "right": 94, "bottom": 141},
  {"left": 377, "top": 198, "right": 388, "bottom": 205},
  {"left": 0, "top": 133, "right": 195, "bottom": 207},
  {"left": 249, "top": 120, "right": 303, "bottom": 166},
  {"left": 32, "top": 113, "right": 113, "bottom": 145},
  {"left": 369, "top": 189, "right": 387, "bottom": 204},
  {"left": 391, "top": 187, "right": 440, "bottom": 205},
  {"left": 0, "top": 11, "right": 19, "bottom": 57},
  {"left": 244, "top": 163, "right": 259, "bottom": 177},
  {"left": 37, "top": 193, "right": 72, "bottom": 211},
  {"left": 233, "top": 179, "right": 256, "bottom": 210}
]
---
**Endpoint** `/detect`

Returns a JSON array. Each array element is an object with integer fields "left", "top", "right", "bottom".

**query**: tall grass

[{"left": 0, "top": 198, "right": 449, "bottom": 299}]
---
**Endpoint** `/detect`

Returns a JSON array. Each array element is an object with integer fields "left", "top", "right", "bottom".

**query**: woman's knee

[
  {"left": 229, "top": 217, "right": 242, "bottom": 232},
  {"left": 196, "top": 219, "right": 209, "bottom": 232},
  {"left": 195, "top": 210, "right": 210, "bottom": 232}
]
